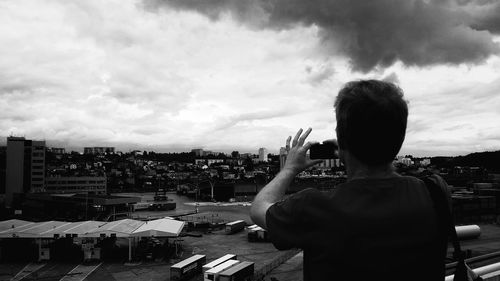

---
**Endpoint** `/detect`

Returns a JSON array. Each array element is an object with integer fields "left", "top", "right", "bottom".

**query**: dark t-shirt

[{"left": 266, "top": 176, "right": 446, "bottom": 281}]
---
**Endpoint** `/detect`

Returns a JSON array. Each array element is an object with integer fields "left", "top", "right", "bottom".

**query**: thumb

[{"left": 313, "top": 159, "right": 324, "bottom": 165}]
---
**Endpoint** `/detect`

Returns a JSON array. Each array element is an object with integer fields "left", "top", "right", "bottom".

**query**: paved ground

[
  {"left": 84, "top": 229, "right": 285, "bottom": 281},
  {"left": 22, "top": 263, "right": 79, "bottom": 281},
  {"left": 60, "top": 264, "right": 102, "bottom": 281},
  {"left": 6, "top": 263, "right": 46, "bottom": 281},
  {"left": 0, "top": 229, "right": 284, "bottom": 281}
]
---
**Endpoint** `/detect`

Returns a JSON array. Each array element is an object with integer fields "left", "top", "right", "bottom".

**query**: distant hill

[{"left": 431, "top": 151, "right": 500, "bottom": 173}]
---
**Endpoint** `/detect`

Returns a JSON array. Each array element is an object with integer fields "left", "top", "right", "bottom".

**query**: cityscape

[{"left": 0, "top": 135, "right": 499, "bottom": 280}]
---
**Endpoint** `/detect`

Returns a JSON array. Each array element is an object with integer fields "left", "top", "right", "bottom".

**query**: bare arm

[{"left": 250, "top": 128, "right": 322, "bottom": 229}]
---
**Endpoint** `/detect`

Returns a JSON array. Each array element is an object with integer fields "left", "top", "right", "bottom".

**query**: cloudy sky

[{"left": 1, "top": 0, "right": 499, "bottom": 156}]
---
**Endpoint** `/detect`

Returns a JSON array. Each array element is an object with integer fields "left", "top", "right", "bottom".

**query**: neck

[{"left": 342, "top": 152, "right": 399, "bottom": 181}]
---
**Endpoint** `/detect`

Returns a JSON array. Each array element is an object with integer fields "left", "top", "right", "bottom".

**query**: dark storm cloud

[
  {"left": 466, "top": 0, "right": 500, "bottom": 34},
  {"left": 145, "top": 0, "right": 500, "bottom": 72}
]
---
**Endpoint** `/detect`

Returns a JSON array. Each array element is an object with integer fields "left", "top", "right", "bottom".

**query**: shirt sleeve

[{"left": 265, "top": 189, "right": 313, "bottom": 250}]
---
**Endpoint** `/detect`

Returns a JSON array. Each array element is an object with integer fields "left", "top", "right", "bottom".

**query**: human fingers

[
  {"left": 302, "top": 141, "right": 319, "bottom": 152},
  {"left": 304, "top": 158, "right": 324, "bottom": 169},
  {"left": 310, "top": 159, "right": 324, "bottom": 166},
  {"left": 285, "top": 136, "right": 291, "bottom": 151},
  {"left": 298, "top": 127, "right": 312, "bottom": 146},
  {"left": 292, "top": 128, "right": 303, "bottom": 147}
]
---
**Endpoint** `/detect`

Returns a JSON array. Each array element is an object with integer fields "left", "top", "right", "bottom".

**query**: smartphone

[{"left": 310, "top": 141, "right": 338, "bottom": 159}]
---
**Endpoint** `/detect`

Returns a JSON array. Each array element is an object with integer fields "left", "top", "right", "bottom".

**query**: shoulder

[
  {"left": 419, "top": 173, "right": 451, "bottom": 199},
  {"left": 274, "top": 188, "right": 324, "bottom": 209},
  {"left": 416, "top": 173, "right": 448, "bottom": 190},
  {"left": 267, "top": 188, "right": 327, "bottom": 220},
  {"left": 338, "top": 175, "right": 426, "bottom": 189}
]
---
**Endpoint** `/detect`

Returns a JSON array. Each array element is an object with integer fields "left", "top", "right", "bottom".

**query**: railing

[
  {"left": 445, "top": 262, "right": 500, "bottom": 281},
  {"left": 446, "top": 251, "right": 500, "bottom": 271}
]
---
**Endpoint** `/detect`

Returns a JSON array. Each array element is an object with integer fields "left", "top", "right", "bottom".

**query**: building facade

[
  {"left": 279, "top": 147, "right": 287, "bottom": 170},
  {"left": 48, "top": 148, "right": 66, "bottom": 154},
  {"left": 45, "top": 176, "right": 107, "bottom": 194},
  {"left": 191, "top": 149, "right": 204, "bottom": 157},
  {"left": 84, "top": 147, "right": 115, "bottom": 155},
  {"left": 316, "top": 158, "right": 341, "bottom": 169},
  {"left": 258, "top": 148, "right": 268, "bottom": 162},
  {"left": 5, "top": 137, "right": 46, "bottom": 207},
  {"left": 195, "top": 159, "right": 225, "bottom": 166}
]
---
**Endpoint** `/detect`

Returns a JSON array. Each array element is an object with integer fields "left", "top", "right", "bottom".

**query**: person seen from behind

[{"left": 250, "top": 80, "right": 448, "bottom": 281}]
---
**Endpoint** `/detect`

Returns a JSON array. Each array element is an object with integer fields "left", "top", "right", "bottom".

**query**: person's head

[{"left": 334, "top": 80, "right": 408, "bottom": 166}]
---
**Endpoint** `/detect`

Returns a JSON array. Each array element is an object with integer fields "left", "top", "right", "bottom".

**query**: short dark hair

[{"left": 334, "top": 80, "right": 408, "bottom": 166}]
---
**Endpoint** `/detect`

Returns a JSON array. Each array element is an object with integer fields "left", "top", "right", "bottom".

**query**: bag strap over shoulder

[
  {"left": 422, "top": 176, "right": 462, "bottom": 258},
  {"left": 422, "top": 176, "right": 483, "bottom": 281}
]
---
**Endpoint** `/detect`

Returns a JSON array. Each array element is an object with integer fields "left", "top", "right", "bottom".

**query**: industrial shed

[
  {"left": 0, "top": 218, "right": 185, "bottom": 262},
  {"left": 131, "top": 218, "right": 185, "bottom": 237}
]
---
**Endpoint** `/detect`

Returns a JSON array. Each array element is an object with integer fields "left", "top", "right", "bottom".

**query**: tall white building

[
  {"left": 316, "top": 159, "right": 341, "bottom": 169},
  {"left": 258, "top": 148, "right": 268, "bottom": 162},
  {"left": 5, "top": 137, "right": 45, "bottom": 207},
  {"left": 279, "top": 147, "right": 287, "bottom": 170}
]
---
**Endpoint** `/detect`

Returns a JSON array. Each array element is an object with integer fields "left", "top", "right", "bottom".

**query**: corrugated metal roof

[
  {"left": 42, "top": 221, "right": 106, "bottom": 238},
  {"left": 83, "top": 219, "right": 144, "bottom": 237},
  {"left": 0, "top": 221, "right": 70, "bottom": 238},
  {"left": 0, "top": 219, "right": 33, "bottom": 232},
  {"left": 64, "top": 221, "right": 107, "bottom": 236},
  {"left": 0, "top": 218, "right": 184, "bottom": 238},
  {"left": 0, "top": 222, "right": 38, "bottom": 238},
  {"left": 131, "top": 218, "right": 185, "bottom": 237}
]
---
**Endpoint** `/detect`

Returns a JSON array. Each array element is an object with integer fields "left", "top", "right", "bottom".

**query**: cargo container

[
  {"left": 203, "top": 254, "right": 237, "bottom": 273},
  {"left": 256, "top": 228, "right": 267, "bottom": 241},
  {"left": 170, "top": 254, "right": 206, "bottom": 281},
  {"left": 225, "top": 220, "right": 245, "bottom": 234},
  {"left": 204, "top": 259, "right": 240, "bottom": 281},
  {"left": 218, "top": 261, "right": 254, "bottom": 281},
  {"left": 247, "top": 225, "right": 268, "bottom": 242},
  {"left": 247, "top": 225, "right": 259, "bottom": 242}
]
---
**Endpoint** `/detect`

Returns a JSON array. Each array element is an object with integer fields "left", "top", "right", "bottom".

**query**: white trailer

[
  {"left": 203, "top": 254, "right": 237, "bottom": 273},
  {"left": 204, "top": 259, "right": 240, "bottom": 281}
]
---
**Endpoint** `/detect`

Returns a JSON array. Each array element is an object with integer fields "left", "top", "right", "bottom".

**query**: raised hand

[{"left": 283, "top": 128, "right": 323, "bottom": 175}]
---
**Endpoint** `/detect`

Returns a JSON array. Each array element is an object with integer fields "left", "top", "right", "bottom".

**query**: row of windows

[
  {"left": 32, "top": 152, "right": 44, "bottom": 157},
  {"left": 32, "top": 165, "right": 44, "bottom": 169},
  {"left": 32, "top": 177, "right": 44, "bottom": 182},
  {"left": 46, "top": 180, "right": 105, "bottom": 185},
  {"left": 33, "top": 159, "right": 44, "bottom": 163},
  {"left": 46, "top": 186, "right": 105, "bottom": 190},
  {"left": 32, "top": 172, "right": 44, "bottom": 176}
]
